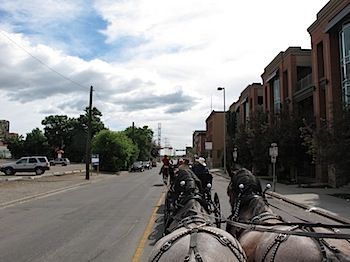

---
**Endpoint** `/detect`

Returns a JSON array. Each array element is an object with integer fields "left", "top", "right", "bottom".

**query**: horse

[
  {"left": 160, "top": 162, "right": 176, "bottom": 185},
  {"left": 149, "top": 168, "right": 247, "bottom": 262},
  {"left": 226, "top": 168, "right": 350, "bottom": 262}
]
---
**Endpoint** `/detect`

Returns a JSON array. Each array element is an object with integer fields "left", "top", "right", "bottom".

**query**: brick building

[
  {"left": 307, "top": 0, "right": 350, "bottom": 186},
  {"left": 192, "top": 130, "right": 206, "bottom": 158},
  {"left": 234, "top": 83, "right": 263, "bottom": 128},
  {"left": 205, "top": 111, "right": 225, "bottom": 168}
]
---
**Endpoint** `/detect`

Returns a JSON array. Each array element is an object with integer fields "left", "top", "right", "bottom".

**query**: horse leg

[{"left": 163, "top": 168, "right": 169, "bottom": 185}]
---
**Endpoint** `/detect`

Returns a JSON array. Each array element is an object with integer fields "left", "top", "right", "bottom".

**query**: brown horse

[
  {"left": 149, "top": 168, "right": 247, "bottom": 262},
  {"left": 226, "top": 168, "right": 350, "bottom": 262}
]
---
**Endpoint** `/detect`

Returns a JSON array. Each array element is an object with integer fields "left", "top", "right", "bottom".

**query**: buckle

[
  {"left": 276, "top": 233, "right": 287, "bottom": 241},
  {"left": 161, "top": 242, "right": 171, "bottom": 251}
]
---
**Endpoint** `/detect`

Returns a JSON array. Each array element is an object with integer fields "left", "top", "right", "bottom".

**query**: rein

[
  {"left": 178, "top": 205, "right": 350, "bottom": 238},
  {"left": 226, "top": 219, "right": 350, "bottom": 239}
]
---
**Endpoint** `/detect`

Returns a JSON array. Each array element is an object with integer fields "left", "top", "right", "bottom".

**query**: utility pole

[{"left": 86, "top": 86, "right": 93, "bottom": 180}]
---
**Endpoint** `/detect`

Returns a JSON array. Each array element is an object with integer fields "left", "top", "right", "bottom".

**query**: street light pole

[{"left": 217, "top": 87, "right": 226, "bottom": 174}]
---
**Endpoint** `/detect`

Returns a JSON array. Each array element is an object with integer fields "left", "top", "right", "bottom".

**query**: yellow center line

[{"left": 132, "top": 188, "right": 166, "bottom": 262}]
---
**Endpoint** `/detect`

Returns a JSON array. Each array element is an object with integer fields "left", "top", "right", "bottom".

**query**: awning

[{"left": 324, "top": 4, "right": 350, "bottom": 33}]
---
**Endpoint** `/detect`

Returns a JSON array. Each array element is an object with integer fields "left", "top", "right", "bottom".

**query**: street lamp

[{"left": 217, "top": 87, "right": 226, "bottom": 174}]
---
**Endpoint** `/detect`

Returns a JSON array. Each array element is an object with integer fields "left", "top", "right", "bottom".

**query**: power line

[
  {"left": 0, "top": 30, "right": 88, "bottom": 91},
  {"left": 0, "top": 30, "right": 128, "bottom": 126}
]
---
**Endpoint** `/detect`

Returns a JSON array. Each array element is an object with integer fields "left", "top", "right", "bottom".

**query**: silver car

[
  {"left": 130, "top": 161, "right": 144, "bottom": 172},
  {"left": 50, "top": 158, "right": 70, "bottom": 166},
  {"left": 0, "top": 156, "right": 50, "bottom": 175}
]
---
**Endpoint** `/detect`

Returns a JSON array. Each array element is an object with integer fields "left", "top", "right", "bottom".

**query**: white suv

[{"left": 0, "top": 156, "right": 50, "bottom": 175}]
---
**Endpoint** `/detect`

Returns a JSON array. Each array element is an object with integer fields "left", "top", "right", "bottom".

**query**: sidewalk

[{"left": 210, "top": 168, "right": 350, "bottom": 224}]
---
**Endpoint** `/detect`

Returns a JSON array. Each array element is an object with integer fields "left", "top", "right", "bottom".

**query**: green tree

[
  {"left": 41, "top": 115, "right": 74, "bottom": 157},
  {"left": 24, "top": 128, "right": 51, "bottom": 156},
  {"left": 247, "top": 109, "right": 271, "bottom": 175},
  {"left": 76, "top": 107, "right": 106, "bottom": 138},
  {"left": 41, "top": 107, "right": 106, "bottom": 161},
  {"left": 226, "top": 110, "right": 238, "bottom": 167},
  {"left": 65, "top": 107, "right": 106, "bottom": 162},
  {"left": 124, "top": 125, "right": 154, "bottom": 161},
  {"left": 235, "top": 125, "right": 252, "bottom": 170},
  {"left": 318, "top": 109, "right": 350, "bottom": 184},
  {"left": 92, "top": 130, "right": 138, "bottom": 172},
  {"left": 5, "top": 135, "right": 25, "bottom": 159},
  {"left": 272, "top": 110, "right": 309, "bottom": 180}
]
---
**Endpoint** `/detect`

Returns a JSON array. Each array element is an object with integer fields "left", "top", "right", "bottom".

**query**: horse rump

[{"left": 149, "top": 226, "right": 247, "bottom": 262}]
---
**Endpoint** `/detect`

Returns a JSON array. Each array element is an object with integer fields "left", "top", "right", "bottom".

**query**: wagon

[{"left": 195, "top": 171, "right": 222, "bottom": 228}]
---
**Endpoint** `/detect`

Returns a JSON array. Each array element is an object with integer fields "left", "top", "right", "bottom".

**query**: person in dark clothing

[{"left": 191, "top": 157, "right": 208, "bottom": 174}]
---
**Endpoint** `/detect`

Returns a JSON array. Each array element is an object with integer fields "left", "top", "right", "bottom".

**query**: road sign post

[
  {"left": 269, "top": 143, "right": 278, "bottom": 192},
  {"left": 91, "top": 154, "right": 99, "bottom": 175}
]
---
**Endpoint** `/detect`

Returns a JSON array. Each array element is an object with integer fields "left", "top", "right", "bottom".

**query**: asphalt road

[
  {"left": 0, "top": 166, "right": 164, "bottom": 262},
  {"left": 0, "top": 163, "right": 348, "bottom": 262}
]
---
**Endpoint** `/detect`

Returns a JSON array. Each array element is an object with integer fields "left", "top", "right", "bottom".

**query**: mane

[
  {"left": 174, "top": 168, "right": 203, "bottom": 197},
  {"left": 167, "top": 169, "right": 210, "bottom": 231},
  {"left": 246, "top": 195, "right": 270, "bottom": 217},
  {"left": 228, "top": 168, "right": 271, "bottom": 218},
  {"left": 230, "top": 168, "right": 263, "bottom": 197}
]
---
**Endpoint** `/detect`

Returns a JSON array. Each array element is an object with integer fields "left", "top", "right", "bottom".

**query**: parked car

[
  {"left": 130, "top": 161, "right": 144, "bottom": 172},
  {"left": 143, "top": 161, "right": 152, "bottom": 169},
  {"left": 0, "top": 156, "right": 50, "bottom": 175},
  {"left": 50, "top": 158, "right": 70, "bottom": 166}
]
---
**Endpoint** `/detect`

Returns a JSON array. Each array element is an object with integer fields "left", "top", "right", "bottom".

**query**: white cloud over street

[{"left": 0, "top": 0, "right": 329, "bottom": 151}]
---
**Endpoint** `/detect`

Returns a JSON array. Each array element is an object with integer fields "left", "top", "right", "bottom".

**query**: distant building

[
  {"left": 0, "top": 120, "right": 12, "bottom": 158},
  {"left": 192, "top": 130, "right": 206, "bottom": 158},
  {"left": 205, "top": 111, "right": 225, "bottom": 168},
  {"left": 233, "top": 83, "right": 263, "bottom": 128},
  {"left": 0, "top": 120, "right": 10, "bottom": 142}
]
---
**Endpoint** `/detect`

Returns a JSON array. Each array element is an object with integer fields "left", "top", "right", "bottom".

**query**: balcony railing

[{"left": 297, "top": 74, "right": 312, "bottom": 91}]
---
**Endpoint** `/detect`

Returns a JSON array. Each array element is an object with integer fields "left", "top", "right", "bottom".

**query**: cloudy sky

[{"left": 0, "top": 0, "right": 329, "bottom": 152}]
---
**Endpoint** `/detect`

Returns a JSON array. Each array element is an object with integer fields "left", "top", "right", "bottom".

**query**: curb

[
  {"left": 5, "top": 176, "right": 23, "bottom": 181},
  {"left": 267, "top": 191, "right": 350, "bottom": 224}
]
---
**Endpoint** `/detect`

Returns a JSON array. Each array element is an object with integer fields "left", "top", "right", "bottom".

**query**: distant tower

[{"left": 157, "top": 122, "right": 161, "bottom": 149}]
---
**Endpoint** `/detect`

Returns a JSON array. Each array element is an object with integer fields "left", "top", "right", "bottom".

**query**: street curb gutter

[{"left": 267, "top": 191, "right": 350, "bottom": 225}]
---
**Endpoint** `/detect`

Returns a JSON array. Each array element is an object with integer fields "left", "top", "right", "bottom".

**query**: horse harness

[
  {"left": 150, "top": 219, "right": 246, "bottom": 262},
  {"left": 229, "top": 188, "right": 350, "bottom": 262},
  {"left": 153, "top": 171, "right": 246, "bottom": 262},
  {"left": 257, "top": 216, "right": 347, "bottom": 262}
]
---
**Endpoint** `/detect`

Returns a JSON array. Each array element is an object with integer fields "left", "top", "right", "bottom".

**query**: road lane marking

[{"left": 132, "top": 188, "right": 166, "bottom": 262}]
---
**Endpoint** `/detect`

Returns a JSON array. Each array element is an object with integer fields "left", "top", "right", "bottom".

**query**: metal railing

[{"left": 297, "top": 74, "right": 312, "bottom": 91}]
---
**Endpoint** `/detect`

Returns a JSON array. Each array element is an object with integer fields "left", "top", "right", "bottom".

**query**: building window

[
  {"left": 273, "top": 78, "right": 281, "bottom": 113},
  {"left": 317, "top": 42, "right": 325, "bottom": 79},
  {"left": 340, "top": 21, "right": 350, "bottom": 107},
  {"left": 244, "top": 101, "right": 249, "bottom": 127}
]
